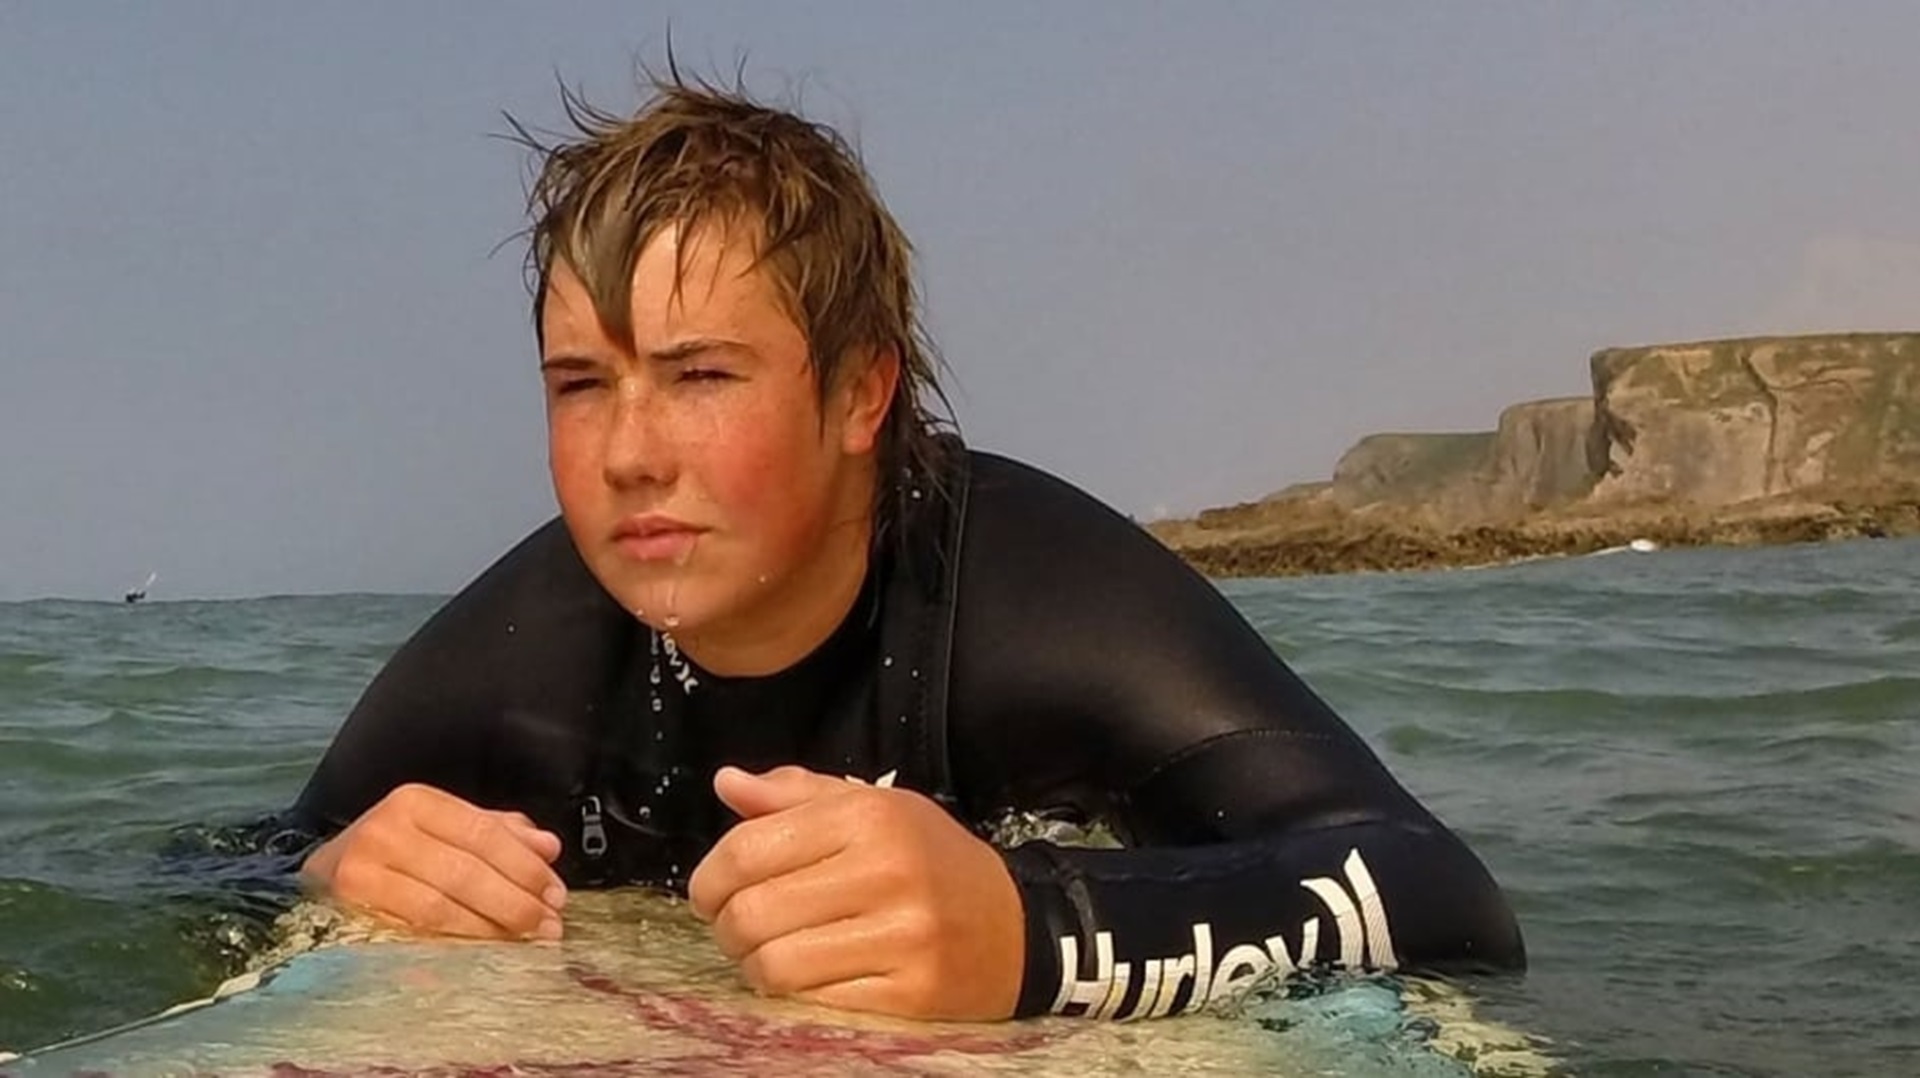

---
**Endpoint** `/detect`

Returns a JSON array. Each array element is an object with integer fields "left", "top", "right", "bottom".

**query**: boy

[{"left": 289, "top": 75, "right": 1523, "bottom": 1023}]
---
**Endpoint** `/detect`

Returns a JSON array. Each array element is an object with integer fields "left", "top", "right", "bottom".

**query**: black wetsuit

[{"left": 285, "top": 446, "right": 1524, "bottom": 1020}]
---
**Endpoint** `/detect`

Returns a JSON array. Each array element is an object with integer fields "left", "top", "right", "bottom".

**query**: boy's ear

[{"left": 837, "top": 344, "right": 901, "bottom": 456}]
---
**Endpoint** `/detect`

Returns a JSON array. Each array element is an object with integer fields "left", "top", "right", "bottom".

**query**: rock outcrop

[
  {"left": 1328, "top": 432, "right": 1495, "bottom": 511},
  {"left": 1257, "top": 396, "right": 1600, "bottom": 526},
  {"left": 1587, "top": 334, "right": 1920, "bottom": 505},
  {"left": 1487, "top": 396, "right": 1599, "bottom": 512},
  {"left": 1153, "top": 332, "right": 1920, "bottom": 577}
]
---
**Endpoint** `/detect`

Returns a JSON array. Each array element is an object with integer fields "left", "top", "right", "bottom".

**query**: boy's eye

[
  {"left": 551, "top": 377, "right": 605, "bottom": 396},
  {"left": 678, "top": 368, "right": 733, "bottom": 384}
]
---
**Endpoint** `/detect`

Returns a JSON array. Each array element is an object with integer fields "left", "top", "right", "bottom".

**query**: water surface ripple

[{"left": 4, "top": 539, "right": 1918, "bottom": 1074}]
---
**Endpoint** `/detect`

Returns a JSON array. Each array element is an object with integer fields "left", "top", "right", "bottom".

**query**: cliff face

[
  {"left": 1588, "top": 334, "right": 1920, "bottom": 505},
  {"left": 1296, "top": 333, "right": 1920, "bottom": 523},
  {"left": 1329, "top": 432, "right": 1493, "bottom": 511},
  {"left": 1154, "top": 332, "right": 1920, "bottom": 576},
  {"left": 1313, "top": 397, "right": 1597, "bottom": 522},
  {"left": 1484, "top": 397, "right": 1599, "bottom": 513}
]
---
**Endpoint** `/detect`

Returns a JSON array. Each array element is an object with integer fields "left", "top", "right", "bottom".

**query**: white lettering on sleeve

[
  {"left": 1046, "top": 848, "right": 1396, "bottom": 1019},
  {"left": 1301, "top": 874, "right": 1365, "bottom": 970},
  {"left": 1344, "top": 847, "right": 1399, "bottom": 970}
]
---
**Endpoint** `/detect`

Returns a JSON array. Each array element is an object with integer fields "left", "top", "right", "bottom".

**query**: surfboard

[{"left": 2, "top": 891, "right": 1548, "bottom": 1077}]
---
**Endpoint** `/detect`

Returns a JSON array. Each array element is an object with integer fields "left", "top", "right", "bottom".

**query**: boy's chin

[{"left": 624, "top": 588, "right": 734, "bottom": 634}]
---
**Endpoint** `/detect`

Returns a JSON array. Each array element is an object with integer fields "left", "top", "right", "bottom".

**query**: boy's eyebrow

[
  {"left": 538, "top": 339, "right": 759, "bottom": 370},
  {"left": 648, "top": 338, "right": 754, "bottom": 362}
]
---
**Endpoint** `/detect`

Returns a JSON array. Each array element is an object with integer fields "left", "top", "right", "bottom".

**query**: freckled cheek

[
  {"left": 699, "top": 418, "right": 830, "bottom": 547},
  {"left": 699, "top": 440, "right": 789, "bottom": 522},
  {"left": 546, "top": 412, "right": 608, "bottom": 509}
]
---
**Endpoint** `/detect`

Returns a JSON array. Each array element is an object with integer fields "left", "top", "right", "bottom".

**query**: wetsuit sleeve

[
  {"left": 280, "top": 518, "right": 634, "bottom": 843},
  {"left": 944, "top": 454, "right": 1524, "bottom": 1019}
]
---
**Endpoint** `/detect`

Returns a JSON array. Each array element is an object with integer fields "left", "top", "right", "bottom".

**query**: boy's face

[{"left": 539, "top": 224, "right": 889, "bottom": 664}]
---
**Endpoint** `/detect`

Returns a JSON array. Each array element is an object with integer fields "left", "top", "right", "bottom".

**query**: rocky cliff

[
  {"left": 1154, "top": 332, "right": 1920, "bottom": 576},
  {"left": 1587, "top": 334, "right": 1920, "bottom": 505},
  {"left": 1317, "top": 398, "right": 1599, "bottom": 523}
]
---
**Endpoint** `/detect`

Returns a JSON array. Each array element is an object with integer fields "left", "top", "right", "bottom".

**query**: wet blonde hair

[{"left": 512, "top": 68, "right": 954, "bottom": 509}]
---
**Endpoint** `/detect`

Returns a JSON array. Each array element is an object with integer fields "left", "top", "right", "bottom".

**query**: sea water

[{"left": 2, "top": 537, "right": 1917, "bottom": 1075}]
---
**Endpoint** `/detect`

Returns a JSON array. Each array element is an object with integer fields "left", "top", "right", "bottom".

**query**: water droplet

[
  {"left": 651, "top": 697, "right": 663, "bottom": 713},
  {"left": 882, "top": 656, "right": 894, "bottom": 668},
  {"left": 910, "top": 668, "right": 920, "bottom": 680},
  {"left": 653, "top": 727, "right": 664, "bottom": 741},
  {"left": 898, "top": 714, "right": 908, "bottom": 724},
  {"left": 506, "top": 622, "right": 516, "bottom": 634},
  {"left": 664, "top": 614, "right": 682, "bottom": 630},
  {"left": 910, "top": 488, "right": 924, "bottom": 500},
  {"left": 756, "top": 574, "right": 770, "bottom": 585},
  {"left": 637, "top": 805, "right": 652, "bottom": 822}
]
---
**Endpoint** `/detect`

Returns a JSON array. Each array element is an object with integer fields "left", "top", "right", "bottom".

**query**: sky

[{"left": 5, "top": 3, "right": 1920, "bottom": 600}]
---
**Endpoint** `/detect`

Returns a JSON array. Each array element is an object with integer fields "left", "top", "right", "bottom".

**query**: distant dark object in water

[{"left": 124, "top": 571, "right": 158, "bottom": 604}]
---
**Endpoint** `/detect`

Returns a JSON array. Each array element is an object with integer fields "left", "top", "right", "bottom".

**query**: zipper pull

[{"left": 579, "top": 795, "right": 608, "bottom": 859}]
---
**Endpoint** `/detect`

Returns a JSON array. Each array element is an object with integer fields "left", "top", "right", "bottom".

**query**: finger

[
  {"left": 687, "top": 799, "right": 852, "bottom": 922},
  {"left": 712, "top": 765, "right": 852, "bottom": 820},
  {"left": 381, "top": 829, "right": 564, "bottom": 938},
  {"left": 389, "top": 786, "right": 562, "bottom": 875},
  {"left": 413, "top": 799, "right": 566, "bottom": 909},
  {"left": 793, "top": 975, "right": 905, "bottom": 1019},
  {"left": 738, "top": 912, "right": 902, "bottom": 998},
  {"left": 708, "top": 855, "right": 872, "bottom": 961},
  {"left": 393, "top": 785, "right": 555, "bottom": 854},
  {"left": 355, "top": 861, "right": 560, "bottom": 942},
  {"left": 798, "top": 970, "right": 1016, "bottom": 1022}
]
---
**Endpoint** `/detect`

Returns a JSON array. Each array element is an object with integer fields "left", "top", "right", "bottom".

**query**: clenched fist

[
  {"left": 301, "top": 783, "right": 568, "bottom": 941},
  {"left": 688, "top": 765, "right": 1026, "bottom": 1021}
]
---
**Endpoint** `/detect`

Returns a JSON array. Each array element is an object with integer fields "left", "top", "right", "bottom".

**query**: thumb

[{"left": 713, "top": 765, "right": 850, "bottom": 820}]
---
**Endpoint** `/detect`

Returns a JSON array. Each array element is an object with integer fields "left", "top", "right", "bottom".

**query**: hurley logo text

[{"left": 1049, "top": 848, "right": 1396, "bottom": 1019}]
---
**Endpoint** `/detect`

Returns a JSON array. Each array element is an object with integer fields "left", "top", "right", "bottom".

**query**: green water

[{"left": 3, "top": 539, "right": 1918, "bottom": 1075}]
